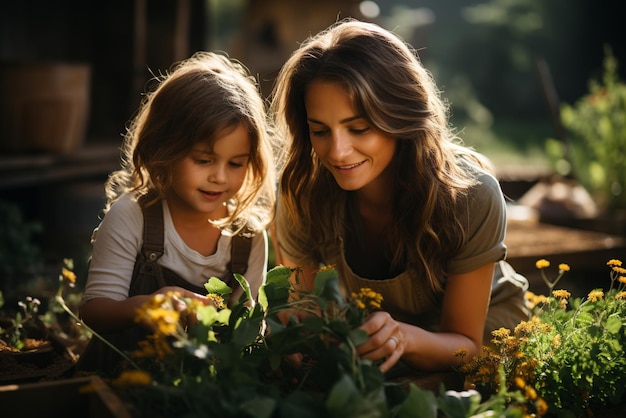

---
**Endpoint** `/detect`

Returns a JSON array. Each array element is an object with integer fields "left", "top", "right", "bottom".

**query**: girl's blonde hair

[
  {"left": 106, "top": 51, "right": 276, "bottom": 234},
  {"left": 271, "top": 19, "right": 492, "bottom": 290}
]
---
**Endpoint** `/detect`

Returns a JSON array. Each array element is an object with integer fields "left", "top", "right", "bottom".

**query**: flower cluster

[{"left": 459, "top": 259, "right": 626, "bottom": 417}]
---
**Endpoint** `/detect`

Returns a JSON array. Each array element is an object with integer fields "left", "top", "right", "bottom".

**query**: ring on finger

[{"left": 388, "top": 336, "right": 399, "bottom": 349}]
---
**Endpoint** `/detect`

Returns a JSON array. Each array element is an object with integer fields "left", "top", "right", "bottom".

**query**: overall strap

[
  {"left": 140, "top": 198, "right": 165, "bottom": 263},
  {"left": 228, "top": 232, "right": 252, "bottom": 275},
  {"left": 128, "top": 195, "right": 166, "bottom": 295}
]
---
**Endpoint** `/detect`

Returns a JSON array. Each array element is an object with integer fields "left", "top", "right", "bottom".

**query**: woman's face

[{"left": 305, "top": 80, "right": 396, "bottom": 193}]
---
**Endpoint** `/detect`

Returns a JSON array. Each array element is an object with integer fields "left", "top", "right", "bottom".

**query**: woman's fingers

[{"left": 357, "top": 311, "right": 404, "bottom": 372}]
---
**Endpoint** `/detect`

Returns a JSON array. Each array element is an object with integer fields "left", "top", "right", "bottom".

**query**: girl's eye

[
  {"left": 194, "top": 158, "right": 212, "bottom": 165},
  {"left": 229, "top": 161, "right": 245, "bottom": 168}
]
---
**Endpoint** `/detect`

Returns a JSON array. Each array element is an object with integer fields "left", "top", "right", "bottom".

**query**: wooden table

[{"left": 505, "top": 220, "right": 626, "bottom": 295}]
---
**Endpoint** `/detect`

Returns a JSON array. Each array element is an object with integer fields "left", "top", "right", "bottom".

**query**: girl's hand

[
  {"left": 356, "top": 310, "right": 404, "bottom": 373},
  {"left": 152, "top": 286, "right": 211, "bottom": 311}
]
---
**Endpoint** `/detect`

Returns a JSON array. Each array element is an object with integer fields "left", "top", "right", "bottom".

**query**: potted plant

[{"left": 546, "top": 46, "right": 626, "bottom": 235}]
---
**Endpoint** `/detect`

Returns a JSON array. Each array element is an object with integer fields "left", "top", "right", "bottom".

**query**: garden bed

[{"left": 0, "top": 375, "right": 131, "bottom": 418}]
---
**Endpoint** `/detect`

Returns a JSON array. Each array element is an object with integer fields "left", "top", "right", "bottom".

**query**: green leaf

[
  {"left": 302, "top": 316, "right": 325, "bottom": 333},
  {"left": 196, "top": 304, "right": 231, "bottom": 327},
  {"left": 325, "top": 374, "right": 385, "bottom": 417},
  {"left": 605, "top": 314, "right": 622, "bottom": 334},
  {"left": 396, "top": 384, "right": 438, "bottom": 418},
  {"left": 266, "top": 265, "right": 293, "bottom": 283},
  {"left": 314, "top": 269, "right": 346, "bottom": 308},
  {"left": 234, "top": 273, "right": 252, "bottom": 304},
  {"left": 279, "top": 391, "right": 328, "bottom": 418},
  {"left": 437, "top": 389, "right": 482, "bottom": 418},
  {"left": 348, "top": 328, "right": 369, "bottom": 346},
  {"left": 205, "top": 276, "right": 232, "bottom": 296},
  {"left": 238, "top": 395, "right": 276, "bottom": 418},
  {"left": 231, "top": 315, "right": 263, "bottom": 348},
  {"left": 259, "top": 266, "right": 292, "bottom": 309}
]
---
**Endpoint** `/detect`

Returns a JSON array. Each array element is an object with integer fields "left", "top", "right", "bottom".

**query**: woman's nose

[{"left": 329, "top": 131, "right": 352, "bottom": 161}]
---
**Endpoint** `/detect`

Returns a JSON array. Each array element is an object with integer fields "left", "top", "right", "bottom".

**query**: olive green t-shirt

[{"left": 275, "top": 168, "right": 527, "bottom": 333}]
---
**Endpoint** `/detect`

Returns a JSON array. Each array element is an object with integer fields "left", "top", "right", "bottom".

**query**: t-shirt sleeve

[
  {"left": 274, "top": 196, "right": 311, "bottom": 265},
  {"left": 447, "top": 171, "right": 507, "bottom": 275},
  {"left": 81, "top": 195, "right": 143, "bottom": 304}
]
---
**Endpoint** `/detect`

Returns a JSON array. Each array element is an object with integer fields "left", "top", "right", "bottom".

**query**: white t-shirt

[{"left": 82, "top": 194, "right": 267, "bottom": 304}]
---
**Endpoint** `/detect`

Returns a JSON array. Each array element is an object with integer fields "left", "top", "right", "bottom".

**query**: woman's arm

[{"left": 357, "top": 262, "right": 494, "bottom": 372}]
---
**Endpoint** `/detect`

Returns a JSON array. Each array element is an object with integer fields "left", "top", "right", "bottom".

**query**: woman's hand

[{"left": 356, "top": 311, "right": 404, "bottom": 373}]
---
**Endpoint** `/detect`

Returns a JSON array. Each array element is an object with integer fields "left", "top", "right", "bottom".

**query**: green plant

[
  {"left": 546, "top": 46, "right": 626, "bottom": 214},
  {"left": 0, "top": 258, "right": 89, "bottom": 354},
  {"left": 0, "top": 292, "right": 46, "bottom": 351},
  {"left": 459, "top": 259, "right": 626, "bottom": 417},
  {"left": 65, "top": 264, "right": 525, "bottom": 417},
  {"left": 0, "top": 200, "right": 42, "bottom": 275}
]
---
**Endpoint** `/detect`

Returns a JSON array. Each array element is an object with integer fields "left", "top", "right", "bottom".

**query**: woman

[{"left": 271, "top": 19, "right": 529, "bottom": 374}]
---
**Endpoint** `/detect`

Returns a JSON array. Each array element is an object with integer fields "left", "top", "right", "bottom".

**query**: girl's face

[
  {"left": 305, "top": 80, "right": 396, "bottom": 194},
  {"left": 167, "top": 123, "right": 251, "bottom": 220}
]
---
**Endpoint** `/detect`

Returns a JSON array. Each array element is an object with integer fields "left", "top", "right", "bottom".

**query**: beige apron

[{"left": 325, "top": 238, "right": 530, "bottom": 344}]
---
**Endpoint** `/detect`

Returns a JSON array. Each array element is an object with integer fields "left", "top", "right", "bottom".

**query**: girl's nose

[{"left": 208, "top": 164, "right": 227, "bottom": 184}]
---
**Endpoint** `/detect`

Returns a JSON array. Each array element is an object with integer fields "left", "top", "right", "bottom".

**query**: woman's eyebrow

[{"left": 307, "top": 115, "right": 363, "bottom": 124}]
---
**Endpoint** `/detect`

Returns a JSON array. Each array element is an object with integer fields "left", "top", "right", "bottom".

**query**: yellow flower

[
  {"left": 535, "top": 397, "right": 549, "bottom": 416},
  {"left": 551, "top": 289, "right": 570, "bottom": 299},
  {"left": 514, "top": 376, "right": 526, "bottom": 389},
  {"left": 132, "top": 336, "right": 173, "bottom": 360},
  {"left": 135, "top": 294, "right": 182, "bottom": 336},
  {"left": 525, "top": 385, "right": 538, "bottom": 401},
  {"left": 317, "top": 264, "right": 336, "bottom": 273},
  {"left": 613, "top": 266, "right": 626, "bottom": 275},
  {"left": 607, "top": 259, "right": 623, "bottom": 267},
  {"left": 524, "top": 291, "right": 547, "bottom": 309},
  {"left": 453, "top": 348, "right": 468, "bottom": 359},
  {"left": 351, "top": 288, "right": 384, "bottom": 312},
  {"left": 61, "top": 267, "right": 76, "bottom": 284},
  {"left": 558, "top": 263, "right": 570, "bottom": 272},
  {"left": 111, "top": 370, "right": 152, "bottom": 387},
  {"left": 491, "top": 327, "right": 511, "bottom": 339},
  {"left": 587, "top": 290, "right": 604, "bottom": 302},
  {"left": 535, "top": 259, "right": 550, "bottom": 269},
  {"left": 615, "top": 291, "right": 626, "bottom": 300},
  {"left": 206, "top": 293, "right": 226, "bottom": 310}
]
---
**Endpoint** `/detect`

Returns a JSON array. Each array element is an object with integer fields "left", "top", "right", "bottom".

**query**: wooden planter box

[{"left": 0, "top": 376, "right": 131, "bottom": 418}]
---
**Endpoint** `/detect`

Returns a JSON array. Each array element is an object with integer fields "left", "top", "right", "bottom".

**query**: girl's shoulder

[
  {"left": 109, "top": 193, "right": 143, "bottom": 214},
  {"left": 91, "top": 193, "right": 146, "bottom": 247},
  {"left": 103, "top": 193, "right": 147, "bottom": 231}
]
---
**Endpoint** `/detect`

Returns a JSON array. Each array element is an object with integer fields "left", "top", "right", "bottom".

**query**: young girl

[
  {"left": 79, "top": 51, "right": 277, "bottom": 372},
  {"left": 271, "top": 19, "right": 529, "bottom": 375}
]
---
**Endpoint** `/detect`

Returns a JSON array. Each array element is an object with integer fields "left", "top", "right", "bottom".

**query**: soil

[{"left": 0, "top": 337, "right": 78, "bottom": 385}]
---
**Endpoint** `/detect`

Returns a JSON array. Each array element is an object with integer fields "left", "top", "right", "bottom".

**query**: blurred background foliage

[{"left": 207, "top": 0, "right": 623, "bottom": 175}]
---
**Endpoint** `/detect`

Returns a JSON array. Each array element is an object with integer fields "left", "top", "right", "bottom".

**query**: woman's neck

[{"left": 354, "top": 166, "right": 394, "bottom": 219}]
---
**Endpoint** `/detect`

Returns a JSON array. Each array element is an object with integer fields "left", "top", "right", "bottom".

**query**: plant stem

[{"left": 54, "top": 295, "right": 141, "bottom": 370}]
